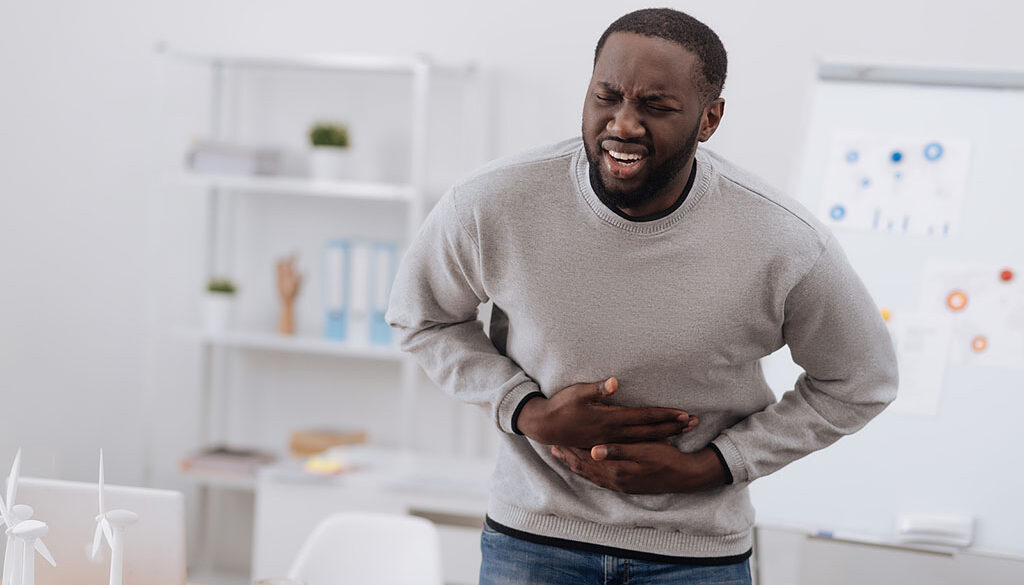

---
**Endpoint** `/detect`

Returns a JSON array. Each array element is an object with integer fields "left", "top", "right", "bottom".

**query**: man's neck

[
  {"left": 615, "top": 157, "right": 696, "bottom": 218},
  {"left": 605, "top": 158, "right": 698, "bottom": 223}
]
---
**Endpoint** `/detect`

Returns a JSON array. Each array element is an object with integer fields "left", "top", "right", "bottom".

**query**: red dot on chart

[
  {"left": 1000, "top": 268, "right": 1014, "bottom": 282},
  {"left": 946, "top": 291, "right": 968, "bottom": 311},
  {"left": 971, "top": 336, "right": 988, "bottom": 352}
]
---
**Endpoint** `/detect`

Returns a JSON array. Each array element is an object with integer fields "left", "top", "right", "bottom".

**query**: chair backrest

[{"left": 287, "top": 512, "right": 443, "bottom": 585}]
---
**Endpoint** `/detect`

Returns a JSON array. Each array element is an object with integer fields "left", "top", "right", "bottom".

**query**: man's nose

[{"left": 607, "top": 104, "right": 645, "bottom": 139}]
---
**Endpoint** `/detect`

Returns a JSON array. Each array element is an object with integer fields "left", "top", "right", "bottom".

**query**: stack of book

[
  {"left": 186, "top": 140, "right": 282, "bottom": 176},
  {"left": 180, "top": 445, "right": 276, "bottom": 477},
  {"left": 290, "top": 428, "right": 367, "bottom": 458}
]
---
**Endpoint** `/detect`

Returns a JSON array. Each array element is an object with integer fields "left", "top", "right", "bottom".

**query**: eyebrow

[{"left": 596, "top": 82, "right": 676, "bottom": 103}]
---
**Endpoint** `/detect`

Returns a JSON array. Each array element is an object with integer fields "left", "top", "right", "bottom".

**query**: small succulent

[
  {"left": 207, "top": 278, "right": 237, "bottom": 294},
  {"left": 309, "top": 122, "right": 350, "bottom": 148}
]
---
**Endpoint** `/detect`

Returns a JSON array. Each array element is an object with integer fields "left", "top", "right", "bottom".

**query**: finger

[
  {"left": 591, "top": 444, "right": 625, "bottom": 461},
  {"left": 682, "top": 416, "right": 700, "bottom": 432},
  {"left": 605, "top": 420, "right": 689, "bottom": 443},
  {"left": 595, "top": 376, "right": 618, "bottom": 398},
  {"left": 552, "top": 446, "right": 588, "bottom": 475},
  {"left": 561, "top": 446, "right": 591, "bottom": 462},
  {"left": 591, "top": 443, "right": 655, "bottom": 463},
  {"left": 566, "top": 377, "right": 617, "bottom": 403},
  {"left": 603, "top": 406, "right": 690, "bottom": 426},
  {"left": 551, "top": 446, "right": 583, "bottom": 465}
]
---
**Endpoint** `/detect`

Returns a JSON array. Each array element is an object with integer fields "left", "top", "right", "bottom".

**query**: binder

[
  {"left": 348, "top": 241, "right": 371, "bottom": 346},
  {"left": 324, "top": 238, "right": 398, "bottom": 346},
  {"left": 370, "top": 242, "right": 397, "bottom": 346},
  {"left": 323, "top": 240, "right": 350, "bottom": 341}
]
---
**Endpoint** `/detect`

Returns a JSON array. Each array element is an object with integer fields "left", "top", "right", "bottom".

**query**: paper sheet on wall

[
  {"left": 887, "top": 314, "right": 951, "bottom": 416},
  {"left": 919, "top": 263, "right": 1024, "bottom": 370},
  {"left": 818, "top": 132, "right": 971, "bottom": 237}
]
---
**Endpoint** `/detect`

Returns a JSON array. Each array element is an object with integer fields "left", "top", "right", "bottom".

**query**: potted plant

[
  {"left": 308, "top": 122, "right": 350, "bottom": 180},
  {"left": 204, "top": 277, "right": 237, "bottom": 333}
]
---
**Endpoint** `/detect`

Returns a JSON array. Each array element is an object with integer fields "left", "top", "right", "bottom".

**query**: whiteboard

[{"left": 753, "top": 64, "right": 1024, "bottom": 556}]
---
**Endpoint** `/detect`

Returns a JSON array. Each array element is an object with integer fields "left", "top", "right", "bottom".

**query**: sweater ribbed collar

[{"left": 574, "top": 145, "right": 713, "bottom": 235}]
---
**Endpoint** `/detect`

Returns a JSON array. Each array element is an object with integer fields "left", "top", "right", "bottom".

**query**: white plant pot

[
  {"left": 309, "top": 147, "right": 350, "bottom": 180},
  {"left": 203, "top": 293, "right": 235, "bottom": 334}
]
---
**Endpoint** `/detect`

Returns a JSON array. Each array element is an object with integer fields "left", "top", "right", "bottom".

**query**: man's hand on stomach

[
  {"left": 550, "top": 443, "right": 729, "bottom": 494},
  {"left": 515, "top": 377, "right": 697, "bottom": 448}
]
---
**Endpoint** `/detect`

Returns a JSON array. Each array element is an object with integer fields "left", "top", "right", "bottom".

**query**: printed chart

[
  {"left": 920, "top": 263, "right": 1023, "bottom": 370},
  {"left": 818, "top": 132, "right": 971, "bottom": 237},
  {"left": 886, "top": 313, "right": 952, "bottom": 416}
]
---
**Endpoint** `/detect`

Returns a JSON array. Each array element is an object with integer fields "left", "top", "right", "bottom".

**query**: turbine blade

[
  {"left": 6, "top": 448, "right": 21, "bottom": 508},
  {"left": 98, "top": 449, "right": 105, "bottom": 515},
  {"left": 0, "top": 493, "right": 10, "bottom": 529},
  {"left": 101, "top": 518, "right": 114, "bottom": 548},
  {"left": 36, "top": 539, "right": 56, "bottom": 567},
  {"left": 91, "top": 522, "right": 104, "bottom": 558}
]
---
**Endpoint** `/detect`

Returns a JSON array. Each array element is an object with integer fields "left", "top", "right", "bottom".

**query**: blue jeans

[{"left": 480, "top": 524, "right": 751, "bottom": 585}]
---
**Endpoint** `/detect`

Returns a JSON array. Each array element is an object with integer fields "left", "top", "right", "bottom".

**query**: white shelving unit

[
  {"left": 176, "top": 328, "right": 406, "bottom": 361},
  {"left": 162, "top": 45, "right": 481, "bottom": 585},
  {"left": 177, "top": 172, "right": 417, "bottom": 202}
]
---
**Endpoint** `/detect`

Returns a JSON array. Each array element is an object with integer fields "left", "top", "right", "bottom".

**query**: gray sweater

[{"left": 386, "top": 138, "right": 898, "bottom": 559}]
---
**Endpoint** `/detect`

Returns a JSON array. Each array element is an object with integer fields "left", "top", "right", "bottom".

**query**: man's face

[{"left": 582, "top": 32, "right": 719, "bottom": 213}]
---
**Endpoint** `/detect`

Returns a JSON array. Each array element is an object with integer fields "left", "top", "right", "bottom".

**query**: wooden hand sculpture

[{"left": 276, "top": 254, "right": 303, "bottom": 335}]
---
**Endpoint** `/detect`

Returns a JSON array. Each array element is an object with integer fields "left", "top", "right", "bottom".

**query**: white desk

[{"left": 251, "top": 447, "right": 492, "bottom": 585}]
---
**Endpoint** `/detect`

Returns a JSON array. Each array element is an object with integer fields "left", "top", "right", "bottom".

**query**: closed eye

[{"left": 645, "top": 103, "right": 680, "bottom": 113}]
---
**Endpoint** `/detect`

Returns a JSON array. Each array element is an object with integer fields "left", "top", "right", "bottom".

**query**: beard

[{"left": 584, "top": 120, "right": 700, "bottom": 211}]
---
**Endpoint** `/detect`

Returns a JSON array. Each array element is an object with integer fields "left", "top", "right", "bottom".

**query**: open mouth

[
  {"left": 606, "top": 149, "right": 644, "bottom": 165},
  {"left": 603, "top": 148, "right": 648, "bottom": 179}
]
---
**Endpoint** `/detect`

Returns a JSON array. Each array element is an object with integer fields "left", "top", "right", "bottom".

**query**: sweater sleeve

[
  {"left": 711, "top": 235, "right": 899, "bottom": 484},
  {"left": 385, "top": 188, "right": 542, "bottom": 434}
]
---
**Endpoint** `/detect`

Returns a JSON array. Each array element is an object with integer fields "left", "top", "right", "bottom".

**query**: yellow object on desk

[
  {"left": 289, "top": 428, "right": 367, "bottom": 457},
  {"left": 302, "top": 456, "right": 346, "bottom": 475}
]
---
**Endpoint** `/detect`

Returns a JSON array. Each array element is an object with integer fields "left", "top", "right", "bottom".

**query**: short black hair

[{"left": 594, "top": 8, "right": 728, "bottom": 103}]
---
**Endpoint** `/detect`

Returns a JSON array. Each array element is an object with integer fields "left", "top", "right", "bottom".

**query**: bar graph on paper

[{"left": 818, "top": 132, "right": 971, "bottom": 238}]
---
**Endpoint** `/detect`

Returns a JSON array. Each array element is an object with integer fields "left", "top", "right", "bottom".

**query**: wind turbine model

[
  {"left": 2, "top": 451, "right": 55, "bottom": 585},
  {"left": 8, "top": 520, "right": 56, "bottom": 585},
  {"left": 91, "top": 451, "right": 138, "bottom": 585},
  {"left": 1, "top": 449, "right": 23, "bottom": 585},
  {"left": 5, "top": 505, "right": 48, "bottom": 585}
]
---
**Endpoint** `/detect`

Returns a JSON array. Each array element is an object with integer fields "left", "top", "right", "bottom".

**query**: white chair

[{"left": 287, "top": 512, "right": 444, "bottom": 585}]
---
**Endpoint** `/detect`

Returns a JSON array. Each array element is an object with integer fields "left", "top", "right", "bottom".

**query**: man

[{"left": 387, "top": 8, "right": 898, "bottom": 585}]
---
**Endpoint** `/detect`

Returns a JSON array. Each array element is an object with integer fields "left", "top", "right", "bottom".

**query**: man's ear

[{"left": 699, "top": 98, "right": 725, "bottom": 142}]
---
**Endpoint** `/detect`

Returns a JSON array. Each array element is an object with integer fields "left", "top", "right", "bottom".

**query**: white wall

[{"left": 2, "top": 0, "right": 1023, "bottom": 488}]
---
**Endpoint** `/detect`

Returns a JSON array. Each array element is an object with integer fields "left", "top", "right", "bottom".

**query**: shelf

[
  {"left": 159, "top": 44, "right": 475, "bottom": 77},
  {"left": 164, "top": 42, "right": 480, "bottom": 584},
  {"left": 179, "top": 172, "right": 416, "bottom": 202},
  {"left": 178, "top": 328, "right": 406, "bottom": 361},
  {"left": 260, "top": 446, "right": 493, "bottom": 516}
]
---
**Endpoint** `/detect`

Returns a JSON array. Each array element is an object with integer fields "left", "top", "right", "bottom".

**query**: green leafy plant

[
  {"left": 207, "top": 278, "right": 237, "bottom": 294},
  {"left": 309, "top": 122, "right": 350, "bottom": 148}
]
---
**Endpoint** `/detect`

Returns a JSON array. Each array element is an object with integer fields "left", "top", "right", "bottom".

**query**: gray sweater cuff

[
  {"left": 511, "top": 391, "right": 545, "bottom": 435},
  {"left": 711, "top": 434, "right": 749, "bottom": 484},
  {"left": 497, "top": 381, "right": 544, "bottom": 434}
]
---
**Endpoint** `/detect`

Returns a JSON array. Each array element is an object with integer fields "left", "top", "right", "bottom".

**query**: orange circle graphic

[
  {"left": 946, "top": 291, "right": 968, "bottom": 311},
  {"left": 971, "top": 336, "right": 988, "bottom": 352},
  {"left": 1000, "top": 269, "right": 1014, "bottom": 282}
]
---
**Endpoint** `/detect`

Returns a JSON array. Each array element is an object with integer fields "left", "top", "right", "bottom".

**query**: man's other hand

[
  {"left": 516, "top": 377, "right": 697, "bottom": 448},
  {"left": 550, "top": 443, "right": 728, "bottom": 494}
]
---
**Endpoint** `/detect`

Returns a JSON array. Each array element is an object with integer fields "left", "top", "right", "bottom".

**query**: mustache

[{"left": 600, "top": 136, "right": 652, "bottom": 147}]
